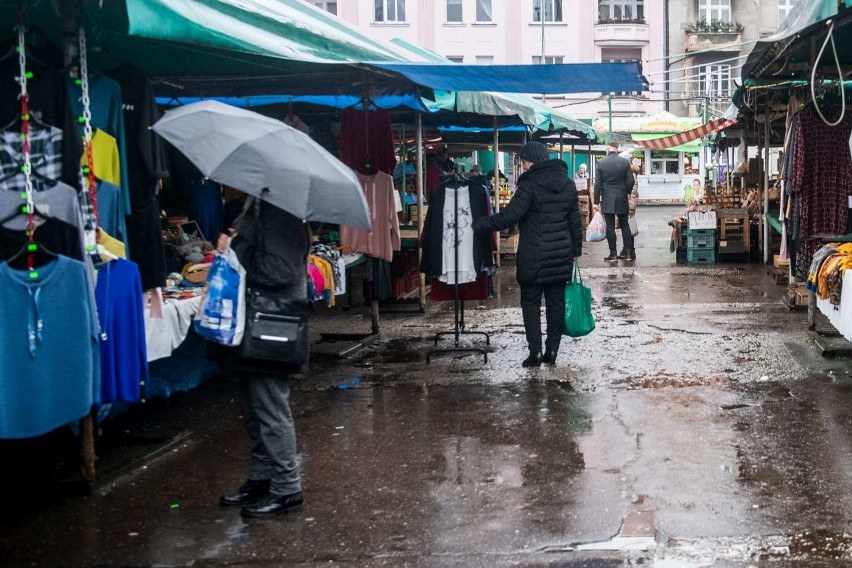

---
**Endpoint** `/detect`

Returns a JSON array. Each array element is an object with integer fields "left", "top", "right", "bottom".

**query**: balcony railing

[
  {"left": 594, "top": 20, "right": 650, "bottom": 44},
  {"left": 596, "top": 17, "right": 647, "bottom": 25},
  {"left": 686, "top": 19, "right": 745, "bottom": 33}
]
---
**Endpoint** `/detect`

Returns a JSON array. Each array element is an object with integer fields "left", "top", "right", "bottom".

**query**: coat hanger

[
  {"left": 0, "top": 166, "right": 59, "bottom": 187},
  {"left": 6, "top": 237, "right": 57, "bottom": 268}
]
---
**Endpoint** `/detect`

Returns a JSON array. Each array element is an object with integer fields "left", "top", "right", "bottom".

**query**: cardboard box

[{"left": 774, "top": 254, "right": 790, "bottom": 267}]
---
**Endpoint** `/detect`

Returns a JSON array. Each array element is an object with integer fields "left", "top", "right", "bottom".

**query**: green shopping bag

[{"left": 563, "top": 262, "right": 595, "bottom": 337}]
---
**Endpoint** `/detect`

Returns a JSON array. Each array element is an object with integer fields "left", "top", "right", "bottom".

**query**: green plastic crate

[
  {"left": 687, "top": 248, "right": 715, "bottom": 264},
  {"left": 687, "top": 232, "right": 715, "bottom": 249}
]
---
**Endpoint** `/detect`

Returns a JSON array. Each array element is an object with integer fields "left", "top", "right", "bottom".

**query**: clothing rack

[{"left": 427, "top": 174, "right": 489, "bottom": 364}]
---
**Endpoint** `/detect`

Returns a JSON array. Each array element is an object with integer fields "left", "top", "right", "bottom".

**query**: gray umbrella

[{"left": 152, "top": 101, "right": 371, "bottom": 230}]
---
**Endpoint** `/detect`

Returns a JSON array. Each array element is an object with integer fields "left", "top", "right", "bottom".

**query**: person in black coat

[
  {"left": 473, "top": 142, "right": 582, "bottom": 368},
  {"left": 594, "top": 141, "right": 635, "bottom": 261}
]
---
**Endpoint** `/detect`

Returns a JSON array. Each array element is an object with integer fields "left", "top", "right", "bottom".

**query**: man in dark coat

[
  {"left": 594, "top": 141, "right": 635, "bottom": 261},
  {"left": 473, "top": 142, "right": 582, "bottom": 367}
]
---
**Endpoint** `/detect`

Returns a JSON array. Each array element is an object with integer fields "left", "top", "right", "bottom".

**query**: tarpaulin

[{"left": 633, "top": 118, "right": 738, "bottom": 150}]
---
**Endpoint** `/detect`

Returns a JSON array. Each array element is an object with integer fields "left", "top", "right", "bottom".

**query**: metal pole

[
  {"left": 541, "top": 3, "right": 546, "bottom": 105},
  {"left": 493, "top": 117, "right": 501, "bottom": 268},
  {"left": 607, "top": 94, "right": 613, "bottom": 139},
  {"left": 559, "top": 131, "right": 564, "bottom": 162},
  {"left": 416, "top": 113, "right": 426, "bottom": 312},
  {"left": 763, "top": 99, "right": 771, "bottom": 264}
]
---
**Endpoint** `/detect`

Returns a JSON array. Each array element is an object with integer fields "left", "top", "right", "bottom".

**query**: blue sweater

[
  {"left": 95, "top": 259, "right": 148, "bottom": 403},
  {"left": 0, "top": 257, "right": 100, "bottom": 439}
]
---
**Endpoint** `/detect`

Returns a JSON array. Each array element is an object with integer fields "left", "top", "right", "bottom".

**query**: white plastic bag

[
  {"left": 629, "top": 214, "right": 639, "bottom": 237},
  {"left": 194, "top": 245, "right": 246, "bottom": 346},
  {"left": 586, "top": 211, "right": 606, "bottom": 242}
]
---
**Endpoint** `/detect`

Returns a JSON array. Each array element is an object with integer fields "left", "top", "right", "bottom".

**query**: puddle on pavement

[{"left": 615, "top": 373, "right": 730, "bottom": 390}]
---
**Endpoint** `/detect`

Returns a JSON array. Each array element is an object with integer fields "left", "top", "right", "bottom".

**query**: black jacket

[
  {"left": 594, "top": 152, "right": 634, "bottom": 215},
  {"left": 420, "top": 177, "right": 494, "bottom": 278},
  {"left": 473, "top": 160, "right": 581, "bottom": 286}
]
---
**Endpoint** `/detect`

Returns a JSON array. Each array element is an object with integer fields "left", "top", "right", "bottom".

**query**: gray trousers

[{"left": 238, "top": 373, "right": 301, "bottom": 496}]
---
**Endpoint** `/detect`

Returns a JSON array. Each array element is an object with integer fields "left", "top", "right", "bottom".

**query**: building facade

[
  {"left": 314, "top": 0, "right": 667, "bottom": 121},
  {"left": 666, "top": 0, "right": 795, "bottom": 118}
]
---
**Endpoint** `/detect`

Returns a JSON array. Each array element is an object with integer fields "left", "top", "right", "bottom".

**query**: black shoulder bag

[{"left": 236, "top": 199, "right": 310, "bottom": 365}]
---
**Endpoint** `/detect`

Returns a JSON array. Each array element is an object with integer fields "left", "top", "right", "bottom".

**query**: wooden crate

[
  {"left": 767, "top": 265, "right": 788, "bottom": 285},
  {"left": 774, "top": 254, "right": 790, "bottom": 267},
  {"left": 500, "top": 234, "right": 519, "bottom": 255}
]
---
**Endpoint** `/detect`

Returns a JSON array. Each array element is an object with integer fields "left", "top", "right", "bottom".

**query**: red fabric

[
  {"left": 339, "top": 108, "right": 397, "bottom": 176},
  {"left": 430, "top": 272, "right": 489, "bottom": 301},
  {"left": 426, "top": 164, "right": 442, "bottom": 200}
]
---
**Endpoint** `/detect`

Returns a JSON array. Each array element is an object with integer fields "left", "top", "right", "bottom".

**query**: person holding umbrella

[
  {"left": 153, "top": 101, "right": 373, "bottom": 518},
  {"left": 214, "top": 195, "right": 309, "bottom": 518}
]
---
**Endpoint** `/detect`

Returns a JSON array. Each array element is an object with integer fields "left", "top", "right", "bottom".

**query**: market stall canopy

[
  {"left": 742, "top": 0, "right": 852, "bottom": 80},
  {"left": 593, "top": 111, "right": 702, "bottom": 135},
  {"left": 0, "top": 0, "right": 424, "bottom": 97},
  {"left": 391, "top": 39, "right": 596, "bottom": 139},
  {"left": 634, "top": 118, "right": 738, "bottom": 150},
  {"left": 368, "top": 61, "right": 646, "bottom": 95},
  {"left": 631, "top": 133, "right": 702, "bottom": 153}
]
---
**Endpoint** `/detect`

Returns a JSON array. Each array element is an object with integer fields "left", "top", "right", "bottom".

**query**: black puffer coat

[{"left": 473, "top": 159, "right": 582, "bottom": 285}]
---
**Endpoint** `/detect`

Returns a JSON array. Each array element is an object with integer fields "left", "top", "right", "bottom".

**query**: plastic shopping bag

[
  {"left": 194, "top": 245, "right": 246, "bottom": 346},
  {"left": 586, "top": 211, "right": 606, "bottom": 242},
  {"left": 563, "top": 262, "right": 595, "bottom": 338},
  {"left": 629, "top": 214, "right": 639, "bottom": 237}
]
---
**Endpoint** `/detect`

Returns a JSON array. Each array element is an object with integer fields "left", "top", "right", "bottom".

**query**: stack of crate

[{"left": 687, "top": 227, "right": 716, "bottom": 264}]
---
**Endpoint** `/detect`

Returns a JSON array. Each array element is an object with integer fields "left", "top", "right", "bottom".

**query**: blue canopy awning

[
  {"left": 156, "top": 94, "right": 427, "bottom": 111},
  {"left": 367, "top": 62, "right": 646, "bottom": 95}
]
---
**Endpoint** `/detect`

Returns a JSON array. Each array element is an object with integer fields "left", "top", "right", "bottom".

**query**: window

[
  {"left": 598, "top": 0, "right": 644, "bottom": 22},
  {"left": 698, "top": 63, "right": 732, "bottom": 98},
  {"left": 476, "top": 0, "right": 493, "bottom": 22},
  {"left": 375, "top": 0, "right": 406, "bottom": 22},
  {"left": 313, "top": 1, "right": 337, "bottom": 15},
  {"left": 533, "top": 0, "right": 563, "bottom": 22},
  {"left": 698, "top": 0, "right": 731, "bottom": 23},
  {"left": 532, "top": 55, "right": 564, "bottom": 64},
  {"left": 447, "top": 0, "right": 463, "bottom": 23},
  {"left": 778, "top": 0, "right": 796, "bottom": 28},
  {"left": 446, "top": 56, "right": 464, "bottom": 63},
  {"left": 650, "top": 151, "right": 681, "bottom": 175},
  {"left": 475, "top": 55, "right": 495, "bottom": 65}
]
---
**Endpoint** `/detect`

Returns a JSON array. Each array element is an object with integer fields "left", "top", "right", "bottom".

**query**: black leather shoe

[
  {"left": 617, "top": 248, "right": 627, "bottom": 260},
  {"left": 219, "top": 479, "right": 270, "bottom": 507},
  {"left": 604, "top": 253, "right": 619, "bottom": 262},
  {"left": 241, "top": 491, "right": 304, "bottom": 518},
  {"left": 541, "top": 350, "right": 558, "bottom": 365},
  {"left": 522, "top": 353, "right": 542, "bottom": 367},
  {"left": 625, "top": 248, "right": 636, "bottom": 261}
]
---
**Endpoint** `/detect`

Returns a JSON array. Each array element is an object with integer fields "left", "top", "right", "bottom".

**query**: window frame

[
  {"left": 598, "top": 0, "right": 645, "bottom": 23},
  {"left": 475, "top": 0, "right": 493, "bottom": 22},
  {"left": 375, "top": 0, "right": 407, "bottom": 23},
  {"left": 532, "top": 55, "right": 565, "bottom": 64},
  {"left": 446, "top": 0, "right": 463, "bottom": 23},
  {"left": 446, "top": 55, "right": 465, "bottom": 63},
  {"left": 313, "top": 1, "right": 338, "bottom": 15},
  {"left": 777, "top": 0, "right": 795, "bottom": 28},
  {"left": 533, "top": 0, "right": 564, "bottom": 23},
  {"left": 698, "top": 62, "right": 732, "bottom": 98},
  {"left": 698, "top": 0, "right": 731, "bottom": 23},
  {"left": 475, "top": 55, "right": 495, "bottom": 65}
]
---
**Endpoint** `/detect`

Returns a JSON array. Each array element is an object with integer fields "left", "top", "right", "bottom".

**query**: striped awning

[{"left": 634, "top": 118, "right": 738, "bottom": 150}]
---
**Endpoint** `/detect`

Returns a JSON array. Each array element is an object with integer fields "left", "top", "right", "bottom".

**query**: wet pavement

[{"left": 4, "top": 206, "right": 852, "bottom": 567}]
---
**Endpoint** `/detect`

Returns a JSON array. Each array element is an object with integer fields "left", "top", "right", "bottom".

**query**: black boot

[
  {"left": 522, "top": 352, "right": 542, "bottom": 367},
  {"left": 241, "top": 491, "right": 304, "bottom": 518},
  {"left": 624, "top": 247, "right": 636, "bottom": 261},
  {"left": 541, "top": 350, "right": 558, "bottom": 366},
  {"left": 220, "top": 479, "right": 270, "bottom": 507},
  {"left": 604, "top": 251, "right": 618, "bottom": 262},
  {"left": 617, "top": 248, "right": 627, "bottom": 260}
]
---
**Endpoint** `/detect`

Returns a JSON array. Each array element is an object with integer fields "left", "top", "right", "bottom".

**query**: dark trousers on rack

[
  {"left": 521, "top": 282, "right": 565, "bottom": 355},
  {"left": 605, "top": 212, "right": 633, "bottom": 254}
]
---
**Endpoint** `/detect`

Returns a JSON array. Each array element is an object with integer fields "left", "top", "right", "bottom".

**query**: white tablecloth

[
  {"left": 816, "top": 270, "right": 852, "bottom": 341},
  {"left": 145, "top": 296, "right": 202, "bottom": 362}
]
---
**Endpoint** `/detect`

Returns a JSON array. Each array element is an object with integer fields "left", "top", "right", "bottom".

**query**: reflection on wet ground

[{"left": 4, "top": 206, "right": 852, "bottom": 567}]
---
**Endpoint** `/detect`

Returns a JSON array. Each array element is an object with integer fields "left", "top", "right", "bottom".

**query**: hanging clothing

[
  {"left": 365, "top": 257, "right": 393, "bottom": 301},
  {"left": 82, "top": 129, "right": 121, "bottom": 188},
  {"left": 421, "top": 178, "right": 495, "bottom": 280},
  {"left": 431, "top": 272, "right": 489, "bottom": 301},
  {"left": 0, "top": 51, "right": 66, "bottom": 128},
  {"left": 98, "top": 228, "right": 127, "bottom": 259},
  {"left": 0, "top": 217, "right": 84, "bottom": 268},
  {"left": 96, "top": 180, "right": 128, "bottom": 244},
  {"left": 188, "top": 179, "right": 223, "bottom": 241},
  {"left": 0, "top": 256, "right": 100, "bottom": 439},
  {"left": 338, "top": 108, "right": 396, "bottom": 176},
  {"left": 0, "top": 124, "right": 63, "bottom": 191},
  {"left": 95, "top": 258, "right": 148, "bottom": 403},
  {"left": 67, "top": 72, "right": 131, "bottom": 215},
  {"left": 309, "top": 254, "right": 336, "bottom": 306},
  {"left": 112, "top": 66, "right": 170, "bottom": 291},
  {"left": 439, "top": 186, "right": 477, "bottom": 285},
  {"left": 339, "top": 171, "right": 401, "bottom": 262},
  {"left": 335, "top": 257, "right": 347, "bottom": 296}
]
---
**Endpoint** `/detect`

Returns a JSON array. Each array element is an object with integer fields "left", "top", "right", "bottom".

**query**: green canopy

[{"left": 391, "top": 38, "right": 596, "bottom": 139}]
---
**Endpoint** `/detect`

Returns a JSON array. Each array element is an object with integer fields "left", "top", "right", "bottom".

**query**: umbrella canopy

[{"left": 153, "top": 101, "right": 371, "bottom": 230}]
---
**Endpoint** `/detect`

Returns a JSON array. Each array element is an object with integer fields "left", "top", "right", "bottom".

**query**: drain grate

[{"left": 620, "top": 510, "right": 656, "bottom": 538}]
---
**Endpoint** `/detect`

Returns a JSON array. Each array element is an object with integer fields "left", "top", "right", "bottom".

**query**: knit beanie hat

[{"left": 519, "top": 142, "right": 550, "bottom": 164}]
